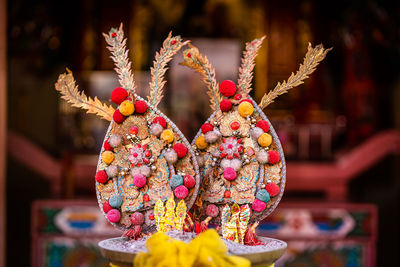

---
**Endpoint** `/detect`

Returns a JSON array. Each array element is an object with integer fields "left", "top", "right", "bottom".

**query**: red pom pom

[
  {"left": 256, "top": 120, "right": 270, "bottom": 132},
  {"left": 234, "top": 94, "right": 242, "bottom": 100},
  {"left": 240, "top": 99, "right": 253, "bottom": 104},
  {"left": 183, "top": 175, "right": 196, "bottom": 189},
  {"left": 201, "top": 123, "right": 214, "bottom": 134},
  {"left": 103, "top": 139, "right": 113, "bottom": 151},
  {"left": 224, "top": 190, "right": 231, "bottom": 198},
  {"left": 173, "top": 143, "right": 187, "bottom": 158},
  {"left": 220, "top": 99, "right": 232, "bottom": 112},
  {"left": 95, "top": 170, "right": 108, "bottom": 184},
  {"left": 134, "top": 100, "right": 148, "bottom": 114},
  {"left": 131, "top": 212, "right": 144, "bottom": 225},
  {"left": 265, "top": 182, "right": 280, "bottom": 197},
  {"left": 102, "top": 201, "right": 113, "bottom": 213},
  {"left": 113, "top": 109, "right": 126, "bottom": 124},
  {"left": 111, "top": 87, "right": 128, "bottom": 105},
  {"left": 152, "top": 116, "right": 167, "bottom": 128},
  {"left": 143, "top": 194, "right": 150, "bottom": 202},
  {"left": 206, "top": 204, "right": 219, "bottom": 218},
  {"left": 219, "top": 80, "right": 236, "bottom": 97},
  {"left": 268, "top": 150, "right": 280, "bottom": 164}
]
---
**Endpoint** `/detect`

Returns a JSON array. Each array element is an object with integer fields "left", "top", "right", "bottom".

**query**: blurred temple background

[{"left": 1, "top": 0, "right": 400, "bottom": 266}]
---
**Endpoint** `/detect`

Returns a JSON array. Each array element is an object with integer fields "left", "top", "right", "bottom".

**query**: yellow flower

[
  {"left": 134, "top": 230, "right": 250, "bottom": 267},
  {"left": 195, "top": 135, "right": 208, "bottom": 149},
  {"left": 102, "top": 151, "right": 114, "bottom": 164},
  {"left": 238, "top": 102, "right": 254, "bottom": 117},
  {"left": 160, "top": 129, "right": 174, "bottom": 143},
  {"left": 257, "top": 133, "right": 272, "bottom": 147},
  {"left": 119, "top": 100, "right": 134, "bottom": 116}
]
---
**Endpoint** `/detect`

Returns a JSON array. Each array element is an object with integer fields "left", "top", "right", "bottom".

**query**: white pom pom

[
  {"left": 130, "top": 167, "right": 141, "bottom": 176},
  {"left": 139, "top": 165, "right": 151, "bottom": 177},
  {"left": 230, "top": 158, "right": 242, "bottom": 171},
  {"left": 150, "top": 123, "right": 163, "bottom": 136},
  {"left": 204, "top": 130, "right": 220, "bottom": 144},
  {"left": 256, "top": 150, "right": 269, "bottom": 164},
  {"left": 164, "top": 149, "right": 178, "bottom": 164},
  {"left": 109, "top": 134, "right": 123, "bottom": 148},
  {"left": 220, "top": 159, "right": 231, "bottom": 169},
  {"left": 106, "top": 164, "right": 119, "bottom": 177},
  {"left": 250, "top": 127, "right": 264, "bottom": 140}
]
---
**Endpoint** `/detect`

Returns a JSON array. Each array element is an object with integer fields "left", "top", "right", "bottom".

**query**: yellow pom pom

[
  {"left": 195, "top": 135, "right": 208, "bottom": 149},
  {"left": 238, "top": 101, "right": 254, "bottom": 117},
  {"left": 102, "top": 151, "right": 115, "bottom": 164},
  {"left": 160, "top": 129, "right": 174, "bottom": 143},
  {"left": 119, "top": 100, "right": 134, "bottom": 116},
  {"left": 258, "top": 133, "right": 272, "bottom": 147}
]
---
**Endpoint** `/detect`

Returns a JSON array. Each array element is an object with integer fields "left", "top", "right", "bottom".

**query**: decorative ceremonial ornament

[
  {"left": 182, "top": 38, "right": 331, "bottom": 241},
  {"left": 55, "top": 24, "right": 200, "bottom": 237}
]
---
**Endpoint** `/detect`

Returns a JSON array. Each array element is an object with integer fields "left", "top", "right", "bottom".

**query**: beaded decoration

[{"left": 55, "top": 24, "right": 200, "bottom": 237}]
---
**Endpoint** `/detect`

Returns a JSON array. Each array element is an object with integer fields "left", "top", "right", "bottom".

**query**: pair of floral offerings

[{"left": 55, "top": 24, "right": 330, "bottom": 265}]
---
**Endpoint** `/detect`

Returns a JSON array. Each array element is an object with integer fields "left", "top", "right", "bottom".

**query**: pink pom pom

[
  {"left": 265, "top": 182, "right": 280, "bottom": 197},
  {"left": 174, "top": 185, "right": 189, "bottom": 199},
  {"left": 131, "top": 212, "right": 144, "bottom": 225},
  {"left": 133, "top": 174, "right": 147, "bottom": 188},
  {"left": 223, "top": 167, "right": 237, "bottom": 181},
  {"left": 252, "top": 199, "right": 266, "bottom": 212},
  {"left": 206, "top": 204, "right": 219, "bottom": 218},
  {"left": 107, "top": 209, "right": 121, "bottom": 223}
]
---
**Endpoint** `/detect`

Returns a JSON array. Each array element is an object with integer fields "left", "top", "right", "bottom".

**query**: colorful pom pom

[
  {"left": 102, "top": 151, "right": 115, "bottom": 164},
  {"left": 268, "top": 150, "right": 280, "bottom": 164},
  {"left": 201, "top": 123, "right": 214, "bottom": 134},
  {"left": 252, "top": 199, "right": 266, "bottom": 212},
  {"left": 113, "top": 109, "right": 126, "bottom": 124},
  {"left": 95, "top": 170, "right": 108, "bottom": 184},
  {"left": 103, "top": 139, "right": 113, "bottom": 151},
  {"left": 170, "top": 174, "right": 183, "bottom": 188},
  {"left": 164, "top": 149, "right": 178, "bottom": 164},
  {"left": 206, "top": 204, "right": 219, "bottom": 218},
  {"left": 131, "top": 212, "right": 144, "bottom": 225},
  {"left": 205, "top": 131, "right": 220, "bottom": 144},
  {"left": 257, "top": 133, "right": 272, "bottom": 147},
  {"left": 238, "top": 101, "right": 254, "bottom": 117},
  {"left": 119, "top": 100, "right": 135, "bottom": 116},
  {"left": 220, "top": 99, "right": 232, "bottom": 112},
  {"left": 256, "top": 189, "right": 270, "bottom": 203},
  {"left": 219, "top": 80, "right": 236, "bottom": 97},
  {"left": 256, "top": 150, "right": 269, "bottom": 164},
  {"left": 153, "top": 116, "right": 167, "bottom": 128},
  {"left": 109, "top": 195, "right": 123, "bottom": 208},
  {"left": 195, "top": 135, "right": 208, "bottom": 149},
  {"left": 173, "top": 143, "right": 187, "bottom": 158},
  {"left": 109, "top": 134, "right": 122, "bottom": 148},
  {"left": 133, "top": 174, "right": 147, "bottom": 188},
  {"left": 134, "top": 100, "right": 148, "bottom": 114},
  {"left": 102, "top": 201, "right": 112, "bottom": 213},
  {"left": 106, "top": 164, "right": 119, "bottom": 177},
  {"left": 160, "top": 129, "right": 174, "bottom": 143},
  {"left": 223, "top": 167, "right": 237, "bottom": 181},
  {"left": 265, "top": 182, "right": 280, "bottom": 197},
  {"left": 111, "top": 87, "right": 128, "bottom": 105},
  {"left": 250, "top": 127, "right": 264, "bottom": 140},
  {"left": 107, "top": 209, "right": 121, "bottom": 223},
  {"left": 256, "top": 120, "right": 270, "bottom": 132},
  {"left": 183, "top": 175, "right": 196, "bottom": 189},
  {"left": 174, "top": 185, "right": 189, "bottom": 199},
  {"left": 150, "top": 123, "right": 163, "bottom": 136}
]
